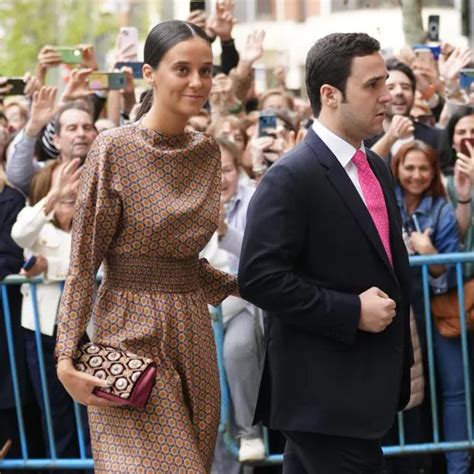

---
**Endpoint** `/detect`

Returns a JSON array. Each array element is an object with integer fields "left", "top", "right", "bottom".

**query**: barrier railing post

[
  {"left": 421, "top": 264, "right": 440, "bottom": 443},
  {"left": 30, "top": 283, "right": 57, "bottom": 460},
  {"left": 456, "top": 263, "right": 473, "bottom": 442},
  {"left": 1, "top": 284, "right": 29, "bottom": 461}
]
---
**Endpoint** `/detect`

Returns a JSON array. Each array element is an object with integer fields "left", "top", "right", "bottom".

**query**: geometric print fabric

[{"left": 55, "top": 124, "right": 237, "bottom": 473}]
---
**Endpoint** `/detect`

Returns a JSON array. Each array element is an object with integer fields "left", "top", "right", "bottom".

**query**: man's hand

[
  {"left": 386, "top": 115, "right": 414, "bottom": 142},
  {"left": 358, "top": 287, "right": 396, "bottom": 333},
  {"left": 25, "top": 86, "right": 59, "bottom": 137}
]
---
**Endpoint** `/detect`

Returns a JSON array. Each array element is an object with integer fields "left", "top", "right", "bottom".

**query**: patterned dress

[{"left": 55, "top": 123, "right": 237, "bottom": 473}]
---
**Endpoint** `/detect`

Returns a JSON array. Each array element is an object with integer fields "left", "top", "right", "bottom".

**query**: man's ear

[
  {"left": 320, "top": 84, "right": 341, "bottom": 110},
  {"left": 142, "top": 64, "right": 155, "bottom": 88},
  {"left": 52, "top": 134, "right": 61, "bottom": 152}
]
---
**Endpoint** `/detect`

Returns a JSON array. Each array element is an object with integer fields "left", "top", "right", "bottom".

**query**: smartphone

[
  {"left": 427, "top": 15, "right": 440, "bottom": 42},
  {"left": 116, "top": 26, "right": 139, "bottom": 61},
  {"left": 114, "top": 61, "right": 143, "bottom": 79},
  {"left": 190, "top": 0, "right": 206, "bottom": 11},
  {"left": 460, "top": 138, "right": 474, "bottom": 156},
  {"left": 2, "top": 78, "right": 25, "bottom": 96},
  {"left": 258, "top": 110, "right": 277, "bottom": 137},
  {"left": 22, "top": 256, "right": 37, "bottom": 271},
  {"left": 459, "top": 69, "right": 474, "bottom": 91},
  {"left": 89, "top": 72, "right": 126, "bottom": 91},
  {"left": 56, "top": 47, "right": 83, "bottom": 64}
]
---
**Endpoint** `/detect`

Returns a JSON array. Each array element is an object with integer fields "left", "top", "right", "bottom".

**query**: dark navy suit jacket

[{"left": 239, "top": 128, "right": 413, "bottom": 439}]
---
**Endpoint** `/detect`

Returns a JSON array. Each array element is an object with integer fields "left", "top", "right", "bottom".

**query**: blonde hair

[{"left": 0, "top": 167, "right": 11, "bottom": 192}]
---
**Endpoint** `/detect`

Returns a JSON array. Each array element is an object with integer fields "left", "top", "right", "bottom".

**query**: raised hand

[
  {"left": 37, "top": 45, "right": 62, "bottom": 70},
  {"left": 386, "top": 115, "right": 414, "bottom": 142},
  {"left": 79, "top": 45, "right": 98, "bottom": 71},
  {"left": 240, "top": 30, "right": 265, "bottom": 64},
  {"left": 59, "top": 68, "right": 95, "bottom": 103},
  {"left": 25, "top": 86, "right": 59, "bottom": 137},
  {"left": 207, "top": 0, "right": 237, "bottom": 41},
  {"left": 22, "top": 72, "right": 42, "bottom": 99},
  {"left": 454, "top": 158, "right": 473, "bottom": 202},
  {"left": 439, "top": 46, "right": 472, "bottom": 83}
]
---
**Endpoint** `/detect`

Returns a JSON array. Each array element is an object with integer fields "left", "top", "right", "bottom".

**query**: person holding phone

[
  {"left": 55, "top": 20, "right": 237, "bottom": 473},
  {"left": 439, "top": 109, "right": 474, "bottom": 264},
  {"left": 10, "top": 158, "right": 91, "bottom": 472},
  {"left": 391, "top": 141, "right": 471, "bottom": 474}
]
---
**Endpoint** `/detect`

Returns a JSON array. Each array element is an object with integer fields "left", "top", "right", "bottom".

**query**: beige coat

[{"left": 404, "top": 308, "right": 425, "bottom": 410}]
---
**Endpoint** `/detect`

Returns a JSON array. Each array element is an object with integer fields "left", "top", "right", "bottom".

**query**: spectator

[
  {"left": 392, "top": 140, "right": 470, "bottom": 474},
  {"left": 11, "top": 158, "right": 91, "bottom": 471},
  {"left": 370, "top": 59, "right": 441, "bottom": 159},
  {"left": 6, "top": 86, "right": 96, "bottom": 196},
  {"left": 214, "top": 138, "right": 264, "bottom": 467}
]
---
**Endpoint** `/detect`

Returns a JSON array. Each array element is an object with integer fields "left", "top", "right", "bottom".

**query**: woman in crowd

[
  {"left": 0, "top": 153, "right": 46, "bottom": 471},
  {"left": 55, "top": 20, "right": 237, "bottom": 473},
  {"left": 213, "top": 138, "right": 264, "bottom": 469},
  {"left": 392, "top": 140, "right": 470, "bottom": 474},
  {"left": 11, "top": 158, "right": 91, "bottom": 472},
  {"left": 439, "top": 109, "right": 474, "bottom": 273}
]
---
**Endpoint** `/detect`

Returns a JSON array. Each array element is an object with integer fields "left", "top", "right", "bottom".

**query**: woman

[
  {"left": 0, "top": 156, "right": 47, "bottom": 471},
  {"left": 55, "top": 21, "right": 237, "bottom": 473},
  {"left": 439, "top": 109, "right": 474, "bottom": 273},
  {"left": 392, "top": 140, "right": 470, "bottom": 474},
  {"left": 11, "top": 158, "right": 91, "bottom": 471},
  {"left": 213, "top": 138, "right": 264, "bottom": 468}
]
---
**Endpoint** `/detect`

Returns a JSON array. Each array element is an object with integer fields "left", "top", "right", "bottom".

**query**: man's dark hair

[
  {"left": 305, "top": 33, "right": 380, "bottom": 117},
  {"left": 54, "top": 101, "right": 93, "bottom": 135},
  {"left": 385, "top": 58, "right": 417, "bottom": 93}
]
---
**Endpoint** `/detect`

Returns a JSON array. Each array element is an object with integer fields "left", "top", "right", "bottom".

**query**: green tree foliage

[{"left": 0, "top": 0, "right": 118, "bottom": 76}]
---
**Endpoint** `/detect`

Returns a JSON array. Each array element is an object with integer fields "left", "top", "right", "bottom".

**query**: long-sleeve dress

[{"left": 55, "top": 123, "right": 237, "bottom": 474}]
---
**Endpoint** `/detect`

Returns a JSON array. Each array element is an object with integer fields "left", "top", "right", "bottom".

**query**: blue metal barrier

[{"left": 1, "top": 252, "right": 474, "bottom": 469}]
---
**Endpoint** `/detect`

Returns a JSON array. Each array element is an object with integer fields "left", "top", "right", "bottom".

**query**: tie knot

[{"left": 352, "top": 149, "right": 367, "bottom": 168}]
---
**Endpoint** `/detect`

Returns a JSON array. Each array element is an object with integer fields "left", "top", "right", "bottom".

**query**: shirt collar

[
  {"left": 395, "top": 185, "right": 433, "bottom": 216},
  {"left": 312, "top": 119, "right": 365, "bottom": 168}
]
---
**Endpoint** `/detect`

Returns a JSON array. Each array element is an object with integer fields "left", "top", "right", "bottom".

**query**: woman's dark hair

[
  {"left": 391, "top": 140, "right": 446, "bottom": 199},
  {"left": 439, "top": 108, "right": 474, "bottom": 175},
  {"left": 305, "top": 32, "right": 380, "bottom": 117},
  {"left": 136, "top": 20, "right": 211, "bottom": 120}
]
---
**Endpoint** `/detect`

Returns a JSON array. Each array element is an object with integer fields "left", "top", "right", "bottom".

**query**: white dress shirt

[{"left": 312, "top": 119, "right": 367, "bottom": 205}]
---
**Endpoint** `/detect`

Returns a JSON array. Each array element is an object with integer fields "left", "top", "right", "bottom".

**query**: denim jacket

[{"left": 395, "top": 185, "right": 460, "bottom": 296}]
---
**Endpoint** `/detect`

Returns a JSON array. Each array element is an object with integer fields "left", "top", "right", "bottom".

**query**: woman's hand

[
  {"left": 20, "top": 255, "right": 47, "bottom": 278},
  {"left": 57, "top": 358, "right": 120, "bottom": 407},
  {"left": 409, "top": 228, "right": 436, "bottom": 255}
]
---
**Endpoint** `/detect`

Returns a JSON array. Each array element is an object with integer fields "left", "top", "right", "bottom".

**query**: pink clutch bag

[{"left": 73, "top": 343, "right": 156, "bottom": 408}]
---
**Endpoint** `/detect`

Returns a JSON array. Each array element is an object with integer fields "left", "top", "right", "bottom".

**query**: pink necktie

[{"left": 352, "top": 149, "right": 393, "bottom": 266}]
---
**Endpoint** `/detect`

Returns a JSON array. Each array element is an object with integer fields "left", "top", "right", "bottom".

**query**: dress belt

[{"left": 104, "top": 254, "right": 200, "bottom": 292}]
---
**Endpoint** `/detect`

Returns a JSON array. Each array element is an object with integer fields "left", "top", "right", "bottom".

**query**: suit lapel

[{"left": 305, "top": 129, "right": 398, "bottom": 281}]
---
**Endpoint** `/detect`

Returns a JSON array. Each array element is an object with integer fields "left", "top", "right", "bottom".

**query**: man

[
  {"left": 238, "top": 33, "right": 413, "bottom": 473},
  {"left": 369, "top": 58, "right": 441, "bottom": 159},
  {"left": 6, "top": 87, "right": 97, "bottom": 195}
]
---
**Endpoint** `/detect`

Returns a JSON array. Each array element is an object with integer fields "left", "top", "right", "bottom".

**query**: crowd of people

[{"left": 0, "top": 1, "right": 474, "bottom": 473}]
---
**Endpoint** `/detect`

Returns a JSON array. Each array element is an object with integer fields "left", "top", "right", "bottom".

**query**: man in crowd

[
  {"left": 369, "top": 58, "right": 441, "bottom": 158},
  {"left": 6, "top": 87, "right": 96, "bottom": 196},
  {"left": 239, "top": 33, "right": 413, "bottom": 473}
]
